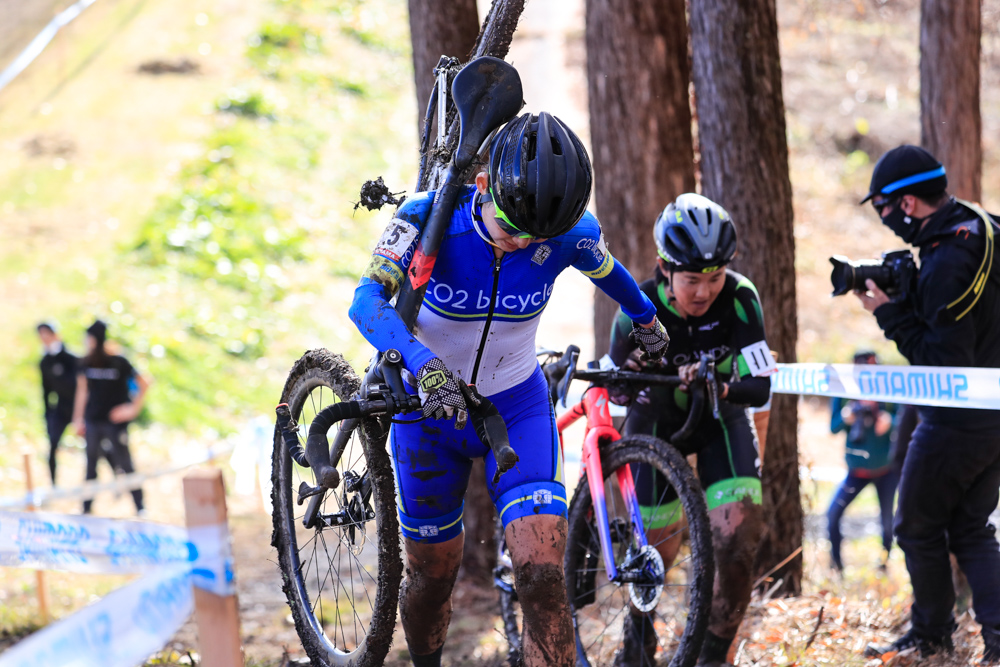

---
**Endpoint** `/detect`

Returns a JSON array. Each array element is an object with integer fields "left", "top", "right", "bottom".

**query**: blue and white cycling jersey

[{"left": 350, "top": 185, "right": 655, "bottom": 396}]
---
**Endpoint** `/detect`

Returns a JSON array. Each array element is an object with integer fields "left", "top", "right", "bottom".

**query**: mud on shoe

[{"left": 863, "top": 628, "right": 954, "bottom": 659}]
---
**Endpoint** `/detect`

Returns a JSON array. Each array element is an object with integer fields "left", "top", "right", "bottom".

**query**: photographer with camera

[
  {"left": 847, "top": 145, "right": 1000, "bottom": 664},
  {"left": 826, "top": 351, "right": 898, "bottom": 574}
]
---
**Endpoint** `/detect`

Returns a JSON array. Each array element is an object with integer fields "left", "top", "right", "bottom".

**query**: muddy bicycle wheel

[
  {"left": 494, "top": 516, "right": 521, "bottom": 666},
  {"left": 565, "top": 435, "right": 713, "bottom": 667},
  {"left": 271, "top": 349, "right": 402, "bottom": 667}
]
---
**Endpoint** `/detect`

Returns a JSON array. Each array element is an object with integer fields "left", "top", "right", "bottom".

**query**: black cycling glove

[
  {"left": 416, "top": 357, "right": 466, "bottom": 420},
  {"left": 631, "top": 316, "right": 669, "bottom": 360}
]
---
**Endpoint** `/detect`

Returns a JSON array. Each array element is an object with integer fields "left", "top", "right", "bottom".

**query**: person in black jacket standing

[
  {"left": 72, "top": 320, "right": 151, "bottom": 515},
  {"left": 37, "top": 322, "right": 77, "bottom": 486},
  {"left": 855, "top": 145, "right": 1000, "bottom": 665}
]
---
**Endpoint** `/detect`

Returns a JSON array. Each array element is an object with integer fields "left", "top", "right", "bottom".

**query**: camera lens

[{"left": 829, "top": 256, "right": 894, "bottom": 296}]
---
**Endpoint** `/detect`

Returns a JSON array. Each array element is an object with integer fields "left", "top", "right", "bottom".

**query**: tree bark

[
  {"left": 407, "top": 0, "right": 480, "bottom": 141},
  {"left": 920, "top": 0, "right": 982, "bottom": 202},
  {"left": 585, "top": 0, "right": 696, "bottom": 355},
  {"left": 690, "top": 0, "right": 801, "bottom": 594}
]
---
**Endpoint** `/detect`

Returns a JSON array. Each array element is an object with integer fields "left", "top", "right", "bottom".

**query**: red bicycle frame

[{"left": 557, "top": 386, "right": 648, "bottom": 581}]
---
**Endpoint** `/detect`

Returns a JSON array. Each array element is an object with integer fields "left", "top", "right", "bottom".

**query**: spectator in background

[
  {"left": 72, "top": 320, "right": 151, "bottom": 515},
  {"left": 827, "top": 350, "right": 898, "bottom": 573},
  {"left": 38, "top": 322, "right": 77, "bottom": 486}
]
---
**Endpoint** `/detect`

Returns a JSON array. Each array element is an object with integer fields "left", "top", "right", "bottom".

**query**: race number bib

[
  {"left": 594, "top": 233, "right": 609, "bottom": 261},
  {"left": 741, "top": 341, "right": 778, "bottom": 377},
  {"left": 373, "top": 221, "right": 418, "bottom": 262}
]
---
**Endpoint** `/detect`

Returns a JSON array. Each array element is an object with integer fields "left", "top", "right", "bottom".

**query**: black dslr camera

[
  {"left": 829, "top": 249, "right": 917, "bottom": 298},
  {"left": 848, "top": 402, "right": 878, "bottom": 444}
]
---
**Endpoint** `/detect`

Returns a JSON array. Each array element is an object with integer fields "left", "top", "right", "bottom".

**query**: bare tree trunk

[
  {"left": 690, "top": 0, "right": 801, "bottom": 595},
  {"left": 920, "top": 0, "right": 982, "bottom": 202},
  {"left": 586, "top": 0, "right": 695, "bottom": 355},
  {"left": 920, "top": 0, "right": 981, "bottom": 605},
  {"left": 407, "top": 0, "right": 480, "bottom": 141}
]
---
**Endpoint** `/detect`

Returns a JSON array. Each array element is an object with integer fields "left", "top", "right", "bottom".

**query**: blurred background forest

[{"left": 1, "top": 0, "right": 999, "bottom": 664}]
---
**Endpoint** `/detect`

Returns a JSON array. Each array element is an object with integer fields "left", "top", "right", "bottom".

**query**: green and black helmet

[
  {"left": 486, "top": 112, "right": 593, "bottom": 239},
  {"left": 654, "top": 193, "right": 737, "bottom": 272}
]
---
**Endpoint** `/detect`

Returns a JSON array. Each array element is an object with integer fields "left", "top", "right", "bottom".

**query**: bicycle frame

[{"left": 557, "top": 386, "right": 648, "bottom": 582}]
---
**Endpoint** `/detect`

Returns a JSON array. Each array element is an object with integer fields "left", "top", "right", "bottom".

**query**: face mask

[
  {"left": 881, "top": 205, "right": 925, "bottom": 244},
  {"left": 44, "top": 342, "right": 62, "bottom": 355}
]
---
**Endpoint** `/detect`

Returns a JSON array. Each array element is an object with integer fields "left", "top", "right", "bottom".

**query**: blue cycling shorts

[{"left": 390, "top": 365, "right": 567, "bottom": 544}]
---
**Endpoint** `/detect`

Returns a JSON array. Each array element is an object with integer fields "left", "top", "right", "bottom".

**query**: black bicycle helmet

[
  {"left": 487, "top": 112, "right": 593, "bottom": 238},
  {"left": 654, "top": 193, "right": 737, "bottom": 272}
]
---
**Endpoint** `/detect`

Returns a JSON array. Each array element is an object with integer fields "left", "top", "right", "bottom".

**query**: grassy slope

[{"left": 0, "top": 0, "right": 416, "bottom": 451}]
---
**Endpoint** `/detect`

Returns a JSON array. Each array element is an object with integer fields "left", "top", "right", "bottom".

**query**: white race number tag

[
  {"left": 741, "top": 341, "right": 777, "bottom": 377},
  {"left": 373, "top": 220, "right": 418, "bottom": 262},
  {"left": 595, "top": 233, "right": 608, "bottom": 260}
]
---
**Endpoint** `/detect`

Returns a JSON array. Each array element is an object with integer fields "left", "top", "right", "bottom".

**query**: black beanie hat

[
  {"left": 860, "top": 144, "right": 947, "bottom": 204},
  {"left": 86, "top": 319, "right": 107, "bottom": 343}
]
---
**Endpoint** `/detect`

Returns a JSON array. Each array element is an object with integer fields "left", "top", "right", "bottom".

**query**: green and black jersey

[
  {"left": 609, "top": 269, "right": 773, "bottom": 414},
  {"left": 608, "top": 269, "right": 773, "bottom": 513}
]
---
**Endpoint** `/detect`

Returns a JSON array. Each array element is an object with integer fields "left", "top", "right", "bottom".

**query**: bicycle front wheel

[
  {"left": 565, "top": 434, "right": 714, "bottom": 667},
  {"left": 271, "top": 349, "right": 402, "bottom": 667}
]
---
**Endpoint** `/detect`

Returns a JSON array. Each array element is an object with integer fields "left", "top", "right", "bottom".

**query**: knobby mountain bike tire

[
  {"left": 271, "top": 349, "right": 402, "bottom": 667},
  {"left": 494, "top": 517, "right": 521, "bottom": 667},
  {"left": 564, "top": 435, "right": 714, "bottom": 667}
]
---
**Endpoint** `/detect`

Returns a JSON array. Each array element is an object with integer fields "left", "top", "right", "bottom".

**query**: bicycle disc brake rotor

[{"left": 627, "top": 545, "right": 665, "bottom": 613}]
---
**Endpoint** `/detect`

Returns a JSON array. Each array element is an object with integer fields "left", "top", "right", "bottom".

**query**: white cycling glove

[
  {"left": 631, "top": 316, "right": 670, "bottom": 360},
  {"left": 416, "top": 357, "right": 466, "bottom": 420}
]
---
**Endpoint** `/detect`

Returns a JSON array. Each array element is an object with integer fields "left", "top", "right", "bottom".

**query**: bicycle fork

[{"left": 582, "top": 427, "right": 649, "bottom": 583}]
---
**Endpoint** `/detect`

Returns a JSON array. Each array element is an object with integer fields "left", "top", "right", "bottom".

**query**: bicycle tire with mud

[
  {"left": 564, "top": 434, "right": 714, "bottom": 667},
  {"left": 271, "top": 348, "right": 402, "bottom": 667}
]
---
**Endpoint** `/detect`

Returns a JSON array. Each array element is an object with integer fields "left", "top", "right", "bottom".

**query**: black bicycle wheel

[
  {"left": 271, "top": 349, "right": 402, "bottom": 667},
  {"left": 565, "top": 434, "right": 713, "bottom": 667},
  {"left": 494, "top": 516, "right": 522, "bottom": 666}
]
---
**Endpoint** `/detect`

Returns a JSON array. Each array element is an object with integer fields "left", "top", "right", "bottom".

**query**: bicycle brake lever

[
  {"left": 456, "top": 380, "right": 519, "bottom": 484},
  {"left": 557, "top": 346, "right": 580, "bottom": 407},
  {"left": 706, "top": 362, "right": 721, "bottom": 420}
]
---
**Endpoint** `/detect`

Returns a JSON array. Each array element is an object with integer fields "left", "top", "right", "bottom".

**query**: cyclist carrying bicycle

[
  {"left": 608, "top": 193, "right": 773, "bottom": 667},
  {"left": 349, "top": 112, "right": 668, "bottom": 667}
]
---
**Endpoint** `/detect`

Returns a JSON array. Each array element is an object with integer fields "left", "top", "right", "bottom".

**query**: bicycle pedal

[{"left": 296, "top": 481, "right": 325, "bottom": 505}]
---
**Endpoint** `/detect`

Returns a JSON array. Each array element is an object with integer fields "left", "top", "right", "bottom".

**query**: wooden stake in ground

[
  {"left": 22, "top": 451, "right": 50, "bottom": 623},
  {"left": 183, "top": 468, "right": 243, "bottom": 667}
]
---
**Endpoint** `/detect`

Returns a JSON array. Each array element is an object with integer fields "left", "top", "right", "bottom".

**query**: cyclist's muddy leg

[
  {"left": 506, "top": 514, "right": 574, "bottom": 667},
  {"left": 706, "top": 496, "right": 764, "bottom": 642},
  {"left": 400, "top": 533, "right": 464, "bottom": 657}
]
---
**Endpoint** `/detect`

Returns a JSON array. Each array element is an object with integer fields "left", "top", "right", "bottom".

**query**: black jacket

[
  {"left": 41, "top": 345, "right": 78, "bottom": 420},
  {"left": 874, "top": 198, "right": 1000, "bottom": 431}
]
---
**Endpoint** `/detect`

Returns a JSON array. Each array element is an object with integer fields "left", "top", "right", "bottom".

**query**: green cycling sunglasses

[{"left": 487, "top": 187, "right": 536, "bottom": 240}]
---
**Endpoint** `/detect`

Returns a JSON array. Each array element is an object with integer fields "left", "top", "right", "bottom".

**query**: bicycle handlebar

[
  {"left": 276, "top": 348, "right": 518, "bottom": 489},
  {"left": 540, "top": 345, "right": 717, "bottom": 445}
]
